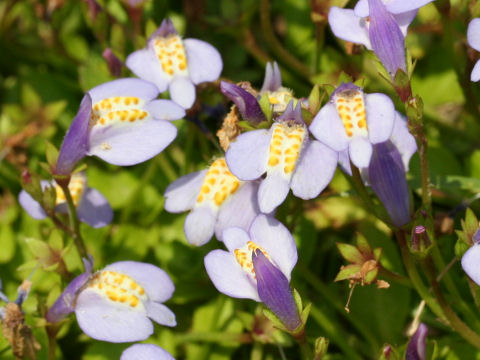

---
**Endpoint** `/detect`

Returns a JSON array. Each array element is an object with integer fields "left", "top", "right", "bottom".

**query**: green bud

[{"left": 314, "top": 337, "right": 329, "bottom": 359}]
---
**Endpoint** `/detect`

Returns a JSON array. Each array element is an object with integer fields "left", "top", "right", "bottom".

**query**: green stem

[
  {"left": 293, "top": 329, "right": 313, "bottom": 360},
  {"left": 58, "top": 181, "right": 88, "bottom": 266},
  {"left": 259, "top": 0, "right": 311, "bottom": 80},
  {"left": 395, "top": 230, "right": 445, "bottom": 320},
  {"left": 175, "top": 332, "right": 251, "bottom": 344},
  {"left": 378, "top": 265, "right": 412, "bottom": 288},
  {"left": 250, "top": 342, "right": 263, "bottom": 360}
]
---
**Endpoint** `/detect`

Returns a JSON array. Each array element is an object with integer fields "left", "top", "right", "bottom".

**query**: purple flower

[
  {"left": 18, "top": 172, "right": 113, "bottom": 228},
  {"left": 47, "top": 260, "right": 176, "bottom": 343},
  {"left": 406, "top": 323, "right": 428, "bottom": 360},
  {"left": 461, "top": 228, "right": 480, "bottom": 285},
  {"left": 353, "top": 0, "right": 434, "bottom": 17},
  {"left": 468, "top": 18, "right": 480, "bottom": 82},
  {"left": 164, "top": 157, "right": 261, "bottom": 246},
  {"left": 310, "top": 83, "right": 395, "bottom": 168},
  {"left": 121, "top": 344, "right": 174, "bottom": 360},
  {"left": 56, "top": 79, "right": 184, "bottom": 174},
  {"left": 204, "top": 214, "right": 300, "bottom": 330},
  {"left": 126, "top": 19, "right": 223, "bottom": 109},
  {"left": 226, "top": 101, "right": 338, "bottom": 213},
  {"left": 220, "top": 81, "right": 266, "bottom": 124}
]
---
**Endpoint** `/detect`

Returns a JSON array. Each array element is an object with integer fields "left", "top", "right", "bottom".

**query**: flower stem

[
  {"left": 378, "top": 265, "right": 412, "bottom": 288},
  {"left": 58, "top": 181, "right": 88, "bottom": 266},
  {"left": 293, "top": 329, "right": 313, "bottom": 360}
]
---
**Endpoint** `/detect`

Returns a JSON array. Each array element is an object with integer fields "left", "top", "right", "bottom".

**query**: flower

[
  {"left": 310, "top": 83, "right": 395, "bottom": 168},
  {"left": 219, "top": 82, "right": 266, "bottom": 125},
  {"left": 226, "top": 101, "right": 338, "bottom": 213},
  {"left": 467, "top": 18, "right": 480, "bottom": 82},
  {"left": 406, "top": 323, "right": 428, "bottom": 360},
  {"left": 126, "top": 19, "right": 223, "bottom": 109},
  {"left": 47, "top": 259, "right": 176, "bottom": 343},
  {"left": 461, "top": 229, "right": 480, "bottom": 285},
  {"left": 55, "top": 78, "right": 184, "bottom": 174},
  {"left": 204, "top": 214, "right": 301, "bottom": 330},
  {"left": 121, "top": 344, "right": 174, "bottom": 360},
  {"left": 18, "top": 172, "right": 113, "bottom": 228},
  {"left": 353, "top": 0, "right": 434, "bottom": 17},
  {"left": 164, "top": 157, "right": 261, "bottom": 246}
]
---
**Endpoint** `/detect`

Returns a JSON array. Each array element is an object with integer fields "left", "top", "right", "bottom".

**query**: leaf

[
  {"left": 334, "top": 264, "right": 362, "bottom": 282},
  {"left": 0, "top": 224, "right": 16, "bottom": 263},
  {"left": 356, "top": 233, "right": 372, "bottom": 255},
  {"left": 336, "top": 243, "right": 363, "bottom": 263}
]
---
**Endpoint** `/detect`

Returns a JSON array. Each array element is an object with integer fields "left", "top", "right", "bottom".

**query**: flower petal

[
  {"left": 472, "top": 60, "right": 480, "bottom": 82},
  {"left": 121, "top": 344, "right": 175, "bottom": 360},
  {"left": 145, "top": 301, "right": 176, "bottom": 327},
  {"left": 290, "top": 140, "right": 338, "bottom": 200},
  {"left": 394, "top": 10, "right": 418, "bottom": 37},
  {"left": 223, "top": 227, "right": 251, "bottom": 253},
  {"left": 144, "top": 99, "right": 186, "bottom": 121},
  {"left": 56, "top": 94, "right": 92, "bottom": 175},
  {"left": 468, "top": 19, "right": 480, "bottom": 52},
  {"left": 310, "top": 103, "right": 350, "bottom": 152},
  {"left": 164, "top": 170, "right": 207, "bottom": 213},
  {"left": 225, "top": 129, "right": 270, "bottom": 180},
  {"left": 88, "top": 78, "right": 160, "bottom": 104},
  {"left": 204, "top": 249, "right": 260, "bottom": 301},
  {"left": 75, "top": 289, "right": 153, "bottom": 342},
  {"left": 220, "top": 82, "right": 266, "bottom": 124},
  {"left": 390, "top": 112, "right": 417, "bottom": 170},
  {"left": 88, "top": 118, "right": 177, "bottom": 166},
  {"left": 261, "top": 62, "right": 282, "bottom": 93},
  {"left": 76, "top": 188, "right": 113, "bottom": 228},
  {"left": 184, "top": 38, "right": 223, "bottom": 85},
  {"left": 338, "top": 149, "right": 352, "bottom": 175},
  {"left": 258, "top": 173, "right": 290, "bottom": 213},
  {"left": 349, "top": 136, "right": 373, "bottom": 168},
  {"left": 406, "top": 323, "right": 428, "bottom": 360},
  {"left": 215, "top": 181, "right": 261, "bottom": 241},
  {"left": 354, "top": 0, "right": 433, "bottom": 17},
  {"left": 462, "top": 243, "right": 480, "bottom": 286},
  {"left": 169, "top": 76, "right": 196, "bottom": 109},
  {"left": 18, "top": 190, "right": 47, "bottom": 220},
  {"left": 184, "top": 206, "right": 216, "bottom": 246},
  {"left": 249, "top": 214, "right": 297, "bottom": 280},
  {"left": 126, "top": 49, "right": 170, "bottom": 93},
  {"left": 104, "top": 261, "right": 174, "bottom": 303},
  {"left": 328, "top": 7, "right": 371, "bottom": 49},
  {"left": 366, "top": 93, "right": 395, "bottom": 144}
]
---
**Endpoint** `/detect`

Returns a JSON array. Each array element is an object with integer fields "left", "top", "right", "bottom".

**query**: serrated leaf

[
  {"left": 334, "top": 264, "right": 362, "bottom": 282},
  {"left": 337, "top": 243, "right": 363, "bottom": 263}
]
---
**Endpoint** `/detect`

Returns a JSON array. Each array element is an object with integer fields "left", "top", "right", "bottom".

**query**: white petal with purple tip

[
  {"left": 184, "top": 38, "right": 223, "bottom": 85},
  {"left": 204, "top": 250, "right": 260, "bottom": 301},
  {"left": 104, "top": 261, "right": 174, "bottom": 303},
  {"left": 328, "top": 7, "right": 372, "bottom": 49},
  {"left": 184, "top": 206, "right": 216, "bottom": 246},
  {"left": 75, "top": 289, "right": 153, "bottom": 343},
  {"left": 145, "top": 99, "right": 186, "bottom": 121},
  {"left": 88, "top": 118, "right": 177, "bottom": 166},
  {"left": 164, "top": 170, "right": 207, "bottom": 213},
  {"left": 258, "top": 173, "right": 290, "bottom": 213},
  {"left": 462, "top": 243, "right": 480, "bottom": 286},
  {"left": 291, "top": 140, "right": 338, "bottom": 200},
  {"left": 18, "top": 190, "right": 47, "bottom": 220},
  {"left": 145, "top": 301, "right": 176, "bottom": 327},
  {"left": 349, "top": 137, "right": 373, "bottom": 168},
  {"left": 310, "top": 103, "right": 350, "bottom": 152},
  {"left": 76, "top": 188, "right": 113, "bottom": 228},
  {"left": 365, "top": 93, "right": 395, "bottom": 144},
  {"left": 249, "top": 215, "right": 297, "bottom": 280},
  {"left": 169, "top": 76, "right": 196, "bottom": 109},
  {"left": 226, "top": 129, "right": 270, "bottom": 180},
  {"left": 121, "top": 344, "right": 174, "bottom": 360},
  {"left": 88, "top": 78, "right": 160, "bottom": 104},
  {"left": 126, "top": 49, "right": 170, "bottom": 93}
]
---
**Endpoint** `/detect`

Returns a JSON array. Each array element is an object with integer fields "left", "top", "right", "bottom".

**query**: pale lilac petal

[
  {"left": 349, "top": 137, "right": 373, "bottom": 168},
  {"left": 406, "top": 323, "right": 428, "bottom": 360},
  {"left": 164, "top": 170, "right": 207, "bottom": 213},
  {"left": 338, "top": 149, "right": 352, "bottom": 175},
  {"left": 468, "top": 19, "right": 480, "bottom": 52},
  {"left": 310, "top": 103, "right": 350, "bottom": 152},
  {"left": 290, "top": 140, "right": 338, "bottom": 200},
  {"left": 18, "top": 190, "right": 47, "bottom": 220},
  {"left": 471, "top": 60, "right": 480, "bottom": 82},
  {"left": 249, "top": 215, "right": 297, "bottom": 280},
  {"left": 354, "top": 0, "right": 433, "bottom": 17},
  {"left": 144, "top": 99, "right": 185, "bottom": 121},
  {"left": 394, "top": 10, "right": 418, "bottom": 36},
  {"left": 365, "top": 93, "right": 395, "bottom": 144},
  {"left": 121, "top": 344, "right": 175, "bottom": 360},
  {"left": 328, "top": 7, "right": 372, "bottom": 49},
  {"left": 76, "top": 188, "right": 113, "bottom": 228},
  {"left": 258, "top": 173, "right": 290, "bottom": 213},
  {"left": 169, "top": 76, "right": 196, "bottom": 109},
  {"left": 88, "top": 78, "right": 159, "bottom": 104},
  {"left": 204, "top": 250, "right": 260, "bottom": 301},
  {"left": 462, "top": 243, "right": 480, "bottom": 286},
  {"left": 223, "top": 227, "right": 251, "bottom": 253},
  {"left": 225, "top": 129, "right": 270, "bottom": 181},
  {"left": 56, "top": 94, "right": 92, "bottom": 175},
  {"left": 104, "top": 261, "right": 174, "bottom": 303},
  {"left": 184, "top": 206, "right": 216, "bottom": 246},
  {"left": 184, "top": 38, "right": 223, "bottom": 85},
  {"left": 88, "top": 118, "right": 177, "bottom": 166},
  {"left": 126, "top": 49, "right": 170, "bottom": 92},
  {"left": 390, "top": 112, "right": 417, "bottom": 170},
  {"left": 75, "top": 289, "right": 153, "bottom": 342},
  {"left": 145, "top": 301, "right": 176, "bottom": 327},
  {"left": 261, "top": 62, "right": 282, "bottom": 93},
  {"left": 215, "top": 181, "right": 261, "bottom": 241}
]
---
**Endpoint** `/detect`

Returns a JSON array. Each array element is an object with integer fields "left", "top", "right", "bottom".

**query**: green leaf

[
  {"left": 356, "top": 233, "right": 372, "bottom": 255},
  {"left": 307, "top": 84, "right": 321, "bottom": 115},
  {"left": 258, "top": 93, "right": 273, "bottom": 122},
  {"left": 336, "top": 243, "right": 363, "bottom": 263},
  {"left": 0, "top": 224, "right": 16, "bottom": 263},
  {"left": 334, "top": 264, "right": 362, "bottom": 282},
  {"left": 364, "top": 267, "right": 379, "bottom": 285},
  {"left": 45, "top": 141, "right": 59, "bottom": 169}
]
